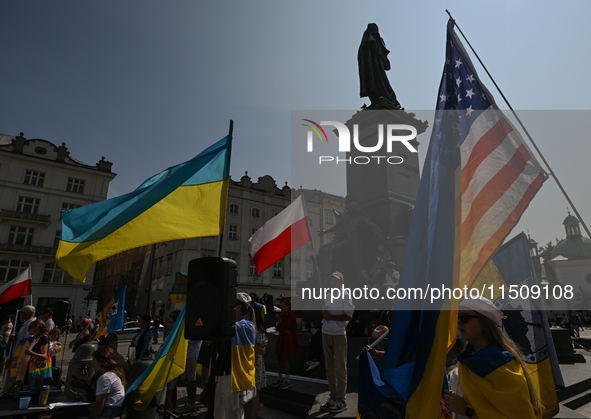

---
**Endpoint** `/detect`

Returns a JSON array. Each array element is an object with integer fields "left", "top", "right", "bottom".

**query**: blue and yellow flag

[
  {"left": 56, "top": 134, "right": 232, "bottom": 282},
  {"left": 359, "top": 21, "right": 545, "bottom": 418},
  {"left": 231, "top": 319, "right": 256, "bottom": 393},
  {"left": 471, "top": 232, "right": 564, "bottom": 418},
  {"left": 126, "top": 305, "right": 188, "bottom": 411},
  {"left": 169, "top": 272, "right": 187, "bottom": 306},
  {"left": 95, "top": 284, "right": 127, "bottom": 339}
]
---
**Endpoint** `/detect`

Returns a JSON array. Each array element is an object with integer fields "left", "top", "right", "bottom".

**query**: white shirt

[
  {"left": 322, "top": 292, "right": 355, "bottom": 336},
  {"left": 1, "top": 322, "right": 13, "bottom": 340},
  {"left": 383, "top": 271, "right": 400, "bottom": 288},
  {"left": 187, "top": 340, "right": 202, "bottom": 358},
  {"left": 45, "top": 318, "right": 55, "bottom": 331},
  {"left": 96, "top": 371, "right": 125, "bottom": 407}
]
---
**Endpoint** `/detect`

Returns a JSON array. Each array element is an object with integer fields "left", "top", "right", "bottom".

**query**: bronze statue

[{"left": 358, "top": 23, "right": 400, "bottom": 108}]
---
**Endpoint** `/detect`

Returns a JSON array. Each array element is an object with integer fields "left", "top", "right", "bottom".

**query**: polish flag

[
  {"left": 0, "top": 267, "right": 32, "bottom": 305},
  {"left": 249, "top": 195, "right": 311, "bottom": 275}
]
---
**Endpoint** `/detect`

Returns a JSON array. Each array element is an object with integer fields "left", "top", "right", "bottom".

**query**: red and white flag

[
  {"left": 249, "top": 195, "right": 311, "bottom": 274},
  {"left": 0, "top": 267, "right": 32, "bottom": 305}
]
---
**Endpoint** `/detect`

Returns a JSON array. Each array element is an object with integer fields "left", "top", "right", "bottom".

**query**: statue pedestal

[{"left": 345, "top": 108, "right": 428, "bottom": 267}]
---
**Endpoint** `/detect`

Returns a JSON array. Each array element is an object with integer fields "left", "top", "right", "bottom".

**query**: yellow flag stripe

[{"left": 57, "top": 179, "right": 228, "bottom": 281}]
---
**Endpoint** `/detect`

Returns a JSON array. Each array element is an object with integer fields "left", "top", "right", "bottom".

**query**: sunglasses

[{"left": 458, "top": 314, "right": 479, "bottom": 323}]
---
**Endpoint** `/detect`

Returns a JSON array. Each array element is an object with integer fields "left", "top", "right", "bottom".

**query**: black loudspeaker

[
  {"left": 53, "top": 301, "right": 71, "bottom": 328},
  {"left": 185, "top": 257, "right": 237, "bottom": 340}
]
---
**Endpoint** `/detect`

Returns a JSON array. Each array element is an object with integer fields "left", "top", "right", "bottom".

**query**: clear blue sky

[{"left": 2, "top": 1, "right": 590, "bottom": 249}]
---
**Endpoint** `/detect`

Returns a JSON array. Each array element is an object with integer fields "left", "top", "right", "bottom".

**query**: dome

[
  {"left": 551, "top": 212, "right": 591, "bottom": 259},
  {"left": 552, "top": 236, "right": 591, "bottom": 260}
]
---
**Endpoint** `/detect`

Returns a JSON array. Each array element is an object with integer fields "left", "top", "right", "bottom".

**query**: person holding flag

[
  {"left": 357, "top": 16, "right": 547, "bottom": 418},
  {"left": 444, "top": 297, "right": 542, "bottom": 418},
  {"left": 214, "top": 292, "right": 256, "bottom": 419}
]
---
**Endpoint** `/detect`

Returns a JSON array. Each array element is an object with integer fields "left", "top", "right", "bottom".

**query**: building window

[
  {"left": 60, "top": 202, "right": 82, "bottom": 219},
  {"left": 24, "top": 170, "right": 45, "bottom": 187},
  {"left": 306, "top": 241, "right": 313, "bottom": 250},
  {"left": 306, "top": 261, "right": 313, "bottom": 278},
  {"left": 0, "top": 260, "right": 29, "bottom": 282},
  {"left": 201, "top": 252, "right": 213, "bottom": 258},
  {"left": 37, "top": 297, "right": 63, "bottom": 316},
  {"left": 291, "top": 261, "right": 299, "bottom": 279},
  {"left": 42, "top": 262, "right": 72, "bottom": 284},
  {"left": 251, "top": 228, "right": 258, "bottom": 236},
  {"left": 273, "top": 260, "right": 283, "bottom": 277},
  {"left": 17, "top": 196, "right": 40, "bottom": 214},
  {"left": 166, "top": 254, "right": 173, "bottom": 276},
  {"left": 326, "top": 212, "right": 334, "bottom": 224},
  {"left": 54, "top": 230, "right": 61, "bottom": 248},
  {"left": 249, "top": 257, "right": 257, "bottom": 276},
  {"left": 309, "top": 218, "right": 314, "bottom": 228},
  {"left": 226, "top": 254, "right": 238, "bottom": 263},
  {"left": 229, "top": 224, "right": 238, "bottom": 240},
  {"left": 66, "top": 178, "right": 85, "bottom": 194},
  {"left": 252, "top": 208, "right": 260, "bottom": 218},
  {"left": 8, "top": 226, "right": 34, "bottom": 246},
  {"left": 229, "top": 204, "right": 239, "bottom": 214}
]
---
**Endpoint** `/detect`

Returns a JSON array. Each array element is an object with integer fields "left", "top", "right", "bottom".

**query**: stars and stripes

[
  {"left": 372, "top": 21, "right": 548, "bottom": 418},
  {"left": 437, "top": 20, "right": 547, "bottom": 290}
]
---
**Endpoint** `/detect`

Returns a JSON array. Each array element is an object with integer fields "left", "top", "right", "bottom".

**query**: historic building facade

[
  {"left": 93, "top": 171, "right": 347, "bottom": 318},
  {"left": 0, "top": 132, "right": 115, "bottom": 320}
]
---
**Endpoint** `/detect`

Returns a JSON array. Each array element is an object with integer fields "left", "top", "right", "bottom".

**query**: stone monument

[{"left": 314, "top": 23, "right": 429, "bottom": 304}]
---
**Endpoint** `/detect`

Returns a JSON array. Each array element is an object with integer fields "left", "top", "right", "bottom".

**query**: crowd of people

[
  {"left": 550, "top": 311, "right": 589, "bottom": 337},
  {"left": 0, "top": 267, "right": 557, "bottom": 419}
]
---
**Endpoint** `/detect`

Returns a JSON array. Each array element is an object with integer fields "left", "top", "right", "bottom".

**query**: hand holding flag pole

[
  {"left": 445, "top": 9, "right": 591, "bottom": 240},
  {"left": 356, "top": 329, "right": 390, "bottom": 361}
]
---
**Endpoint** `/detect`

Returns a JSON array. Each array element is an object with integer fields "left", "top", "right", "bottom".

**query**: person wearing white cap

[
  {"left": 444, "top": 296, "right": 542, "bottom": 419},
  {"left": 320, "top": 272, "right": 354, "bottom": 414}
]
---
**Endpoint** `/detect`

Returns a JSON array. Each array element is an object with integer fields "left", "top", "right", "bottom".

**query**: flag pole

[
  {"left": 217, "top": 120, "right": 233, "bottom": 258},
  {"left": 28, "top": 266, "right": 32, "bottom": 306},
  {"left": 445, "top": 10, "right": 591, "bottom": 240}
]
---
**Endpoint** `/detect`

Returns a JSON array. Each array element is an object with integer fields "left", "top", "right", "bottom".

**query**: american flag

[
  {"left": 437, "top": 21, "right": 547, "bottom": 290},
  {"left": 370, "top": 21, "right": 548, "bottom": 419}
]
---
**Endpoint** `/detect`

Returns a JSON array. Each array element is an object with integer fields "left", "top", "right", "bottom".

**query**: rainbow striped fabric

[
  {"left": 56, "top": 134, "right": 232, "bottom": 282},
  {"left": 358, "top": 21, "right": 546, "bottom": 418}
]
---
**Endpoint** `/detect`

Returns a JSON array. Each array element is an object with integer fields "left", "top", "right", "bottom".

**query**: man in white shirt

[
  {"left": 320, "top": 272, "right": 354, "bottom": 414},
  {"left": 14, "top": 305, "right": 36, "bottom": 344},
  {"left": 39, "top": 308, "right": 55, "bottom": 331}
]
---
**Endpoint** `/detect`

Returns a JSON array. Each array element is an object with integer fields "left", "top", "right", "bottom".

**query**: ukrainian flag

[
  {"left": 126, "top": 305, "right": 188, "bottom": 411},
  {"left": 56, "top": 134, "right": 232, "bottom": 282},
  {"left": 231, "top": 319, "right": 256, "bottom": 393},
  {"left": 358, "top": 22, "right": 545, "bottom": 418},
  {"left": 471, "top": 233, "right": 564, "bottom": 418}
]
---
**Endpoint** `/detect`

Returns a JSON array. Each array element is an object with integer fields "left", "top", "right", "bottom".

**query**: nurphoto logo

[{"left": 303, "top": 119, "right": 418, "bottom": 165}]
